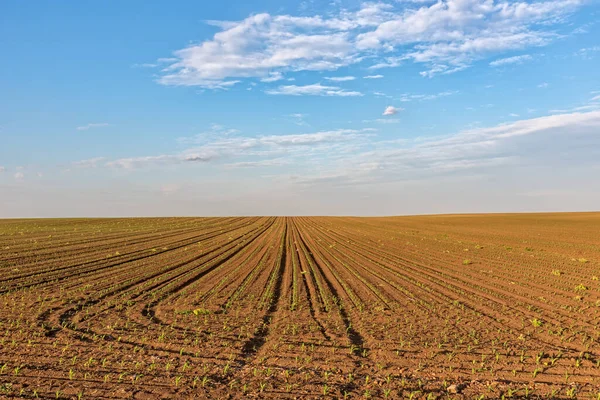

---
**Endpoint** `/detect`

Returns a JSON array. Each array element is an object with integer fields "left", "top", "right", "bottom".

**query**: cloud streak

[
  {"left": 296, "top": 110, "right": 600, "bottom": 187},
  {"left": 77, "top": 123, "right": 110, "bottom": 131},
  {"left": 490, "top": 54, "right": 533, "bottom": 67},
  {"left": 363, "top": 74, "right": 384, "bottom": 79},
  {"left": 87, "top": 128, "right": 374, "bottom": 169},
  {"left": 324, "top": 76, "right": 356, "bottom": 81},
  {"left": 265, "top": 83, "right": 362, "bottom": 96},
  {"left": 399, "top": 90, "right": 457, "bottom": 102}
]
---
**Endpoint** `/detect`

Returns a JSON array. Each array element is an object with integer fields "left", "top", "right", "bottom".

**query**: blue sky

[{"left": 1, "top": 0, "right": 599, "bottom": 216}]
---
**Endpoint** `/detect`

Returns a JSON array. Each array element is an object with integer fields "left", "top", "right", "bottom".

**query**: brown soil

[{"left": 1, "top": 213, "right": 600, "bottom": 399}]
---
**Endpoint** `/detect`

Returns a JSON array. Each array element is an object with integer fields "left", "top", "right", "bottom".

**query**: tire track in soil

[
  {"left": 39, "top": 218, "right": 275, "bottom": 341},
  {"left": 291, "top": 218, "right": 366, "bottom": 366},
  {"left": 2, "top": 217, "right": 260, "bottom": 293},
  {"left": 238, "top": 217, "right": 288, "bottom": 360},
  {"left": 288, "top": 221, "right": 331, "bottom": 341},
  {"left": 325, "top": 220, "right": 583, "bottom": 353},
  {"left": 0, "top": 217, "right": 216, "bottom": 265},
  {"left": 313, "top": 218, "right": 576, "bottom": 353},
  {"left": 139, "top": 218, "right": 277, "bottom": 319}
]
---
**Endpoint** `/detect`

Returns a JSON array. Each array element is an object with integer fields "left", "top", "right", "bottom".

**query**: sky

[{"left": 1, "top": 0, "right": 599, "bottom": 217}]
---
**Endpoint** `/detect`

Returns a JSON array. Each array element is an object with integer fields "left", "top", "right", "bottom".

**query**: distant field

[{"left": 1, "top": 214, "right": 600, "bottom": 398}]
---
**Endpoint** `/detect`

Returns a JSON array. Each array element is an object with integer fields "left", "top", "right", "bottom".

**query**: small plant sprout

[{"left": 531, "top": 318, "right": 543, "bottom": 327}]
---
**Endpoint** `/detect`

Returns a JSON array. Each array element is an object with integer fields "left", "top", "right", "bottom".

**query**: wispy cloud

[
  {"left": 66, "top": 110, "right": 600, "bottom": 214},
  {"left": 363, "top": 74, "right": 384, "bottom": 79},
  {"left": 367, "top": 57, "right": 404, "bottom": 70},
  {"left": 296, "top": 110, "right": 600, "bottom": 186},
  {"left": 260, "top": 71, "right": 284, "bottom": 82},
  {"left": 548, "top": 95, "right": 600, "bottom": 114},
  {"left": 0, "top": 166, "right": 5, "bottom": 173},
  {"left": 399, "top": 90, "right": 457, "bottom": 102},
  {"left": 574, "top": 46, "right": 600, "bottom": 59},
  {"left": 105, "top": 153, "right": 217, "bottom": 169},
  {"left": 225, "top": 158, "right": 289, "bottom": 168},
  {"left": 72, "top": 157, "right": 106, "bottom": 169},
  {"left": 86, "top": 112, "right": 600, "bottom": 178},
  {"left": 538, "top": 82, "right": 549, "bottom": 88},
  {"left": 287, "top": 113, "right": 309, "bottom": 126},
  {"left": 324, "top": 76, "right": 356, "bottom": 81},
  {"left": 88, "top": 128, "right": 375, "bottom": 169},
  {"left": 265, "top": 83, "right": 362, "bottom": 96},
  {"left": 177, "top": 124, "right": 240, "bottom": 145},
  {"left": 373, "top": 91, "right": 392, "bottom": 98},
  {"left": 490, "top": 54, "right": 533, "bottom": 67},
  {"left": 379, "top": 118, "right": 400, "bottom": 124},
  {"left": 76, "top": 123, "right": 110, "bottom": 131},
  {"left": 14, "top": 172, "right": 24, "bottom": 181}
]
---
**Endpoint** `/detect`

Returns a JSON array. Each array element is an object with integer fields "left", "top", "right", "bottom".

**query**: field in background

[{"left": 1, "top": 214, "right": 600, "bottom": 399}]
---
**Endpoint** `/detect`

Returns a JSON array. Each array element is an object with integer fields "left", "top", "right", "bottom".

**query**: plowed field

[{"left": 1, "top": 214, "right": 600, "bottom": 399}]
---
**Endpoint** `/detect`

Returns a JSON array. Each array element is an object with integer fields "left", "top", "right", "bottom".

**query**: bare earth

[{"left": 1, "top": 213, "right": 600, "bottom": 399}]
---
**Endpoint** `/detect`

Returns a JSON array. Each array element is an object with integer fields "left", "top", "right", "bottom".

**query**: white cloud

[
  {"left": 177, "top": 124, "right": 240, "bottom": 145},
  {"left": 288, "top": 113, "right": 309, "bottom": 126},
  {"left": 261, "top": 71, "right": 284, "bottom": 82},
  {"left": 363, "top": 74, "right": 384, "bottom": 79},
  {"left": 509, "top": 113, "right": 520, "bottom": 117},
  {"left": 266, "top": 83, "right": 362, "bottom": 96},
  {"left": 158, "top": 13, "right": 362, "bottom": 88},
  {"left": 548, "top": 97, "right": 600, "bottom": 114},
  {"left": 76, "top": 123, "right": 110, "bottom": 131},
  {"left": 132, "top": 63, "right": 159, "bottom": 68},
  {"left": 365, "top": 118, "right": 401, "bottom": 124},
  {"left": 357, "top": 0, "right": 579, "bottom": 76},
  {"left": 225, "top": 158, "right": 289, "bottom": 168},
  {"left": 155, "top": 0, "right": 583, "bottom": 86},
  {"left": 368, "top": 57, "right": 404, "bottom": 70},
  {"left": 575, "top": 46, "right": 600, "bottom": 59},
  {"left": 258, "top": 130, "right": 369, "bottom": 146},
  {"left": 399, "top": 90, "right": 457, "bottom": 102},
  {"left": 490, "top": 54, "right": 533, "bottom": 67},
  {"left": 372, "top": 91, "right": 390, "bottom": 97},
  {"left": 0, "top": 166, "right": 4, "bottom": 173},
  {"left": 105, "top": 153, "right": 217, "bottom": 169},
  {"left": 14, "top": 172, "right": 24, "bottom": 181},
  {"left": 72, "top": 157, "right": 106, "bottom": 168},
  {"left": 383, "top": 106, "right": 402, "bottom": 115},
  {"left": 462, "top": 111, "right": 600, "bottom": 139},
  {"left": 324, "top": 76, "right": 356, "bottom": 81},
  {"left": 538, "top": 82, "right": 549, "bottom": 88}
]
